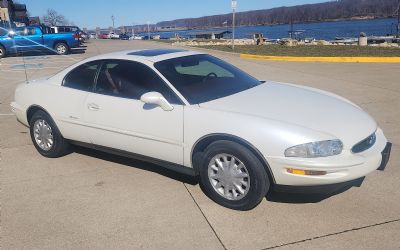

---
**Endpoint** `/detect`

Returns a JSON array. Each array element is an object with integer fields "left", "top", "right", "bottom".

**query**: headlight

[{"left": 285, "top": 140, "right": 343, "bottom": 158}]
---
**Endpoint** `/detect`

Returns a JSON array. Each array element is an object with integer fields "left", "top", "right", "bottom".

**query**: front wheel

[
  {"left": 0, "top": 45, "right": 6, "bottom": 58},
  {"left": 54, "top": 42, "right": 69, "bottom": 55},
  {"left": 199, "top": 140, "right": 270, "bottom": 210}
]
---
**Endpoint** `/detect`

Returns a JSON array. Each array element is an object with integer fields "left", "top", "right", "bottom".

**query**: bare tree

[{"left": 42, "top": 9, "right": 68, "bottom": 26}]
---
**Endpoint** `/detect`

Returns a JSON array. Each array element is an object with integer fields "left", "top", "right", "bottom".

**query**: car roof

[{"left": 85, "top": 49, "right": 204, "bottom": 63}]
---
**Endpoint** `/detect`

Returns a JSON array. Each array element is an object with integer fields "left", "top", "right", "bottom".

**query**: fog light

[{"left": 287, "top": 168, "right": 327, "bottom": 176}]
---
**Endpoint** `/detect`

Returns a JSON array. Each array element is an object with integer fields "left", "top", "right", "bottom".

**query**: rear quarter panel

[{"left": 15, "top": 80, "right": 91, "bottom": 143}]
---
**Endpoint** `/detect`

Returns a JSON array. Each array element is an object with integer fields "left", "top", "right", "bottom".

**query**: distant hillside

[{"left": 156, "top": 0, "right": 399, "bottom": 29}]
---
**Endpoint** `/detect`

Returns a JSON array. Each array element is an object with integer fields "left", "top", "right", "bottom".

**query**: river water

[{"left": 145, "top": 18, "right": 399, "bottom": 40}]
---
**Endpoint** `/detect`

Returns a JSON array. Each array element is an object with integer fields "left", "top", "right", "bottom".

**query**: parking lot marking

[
  {"left": 183, "top": 183, "right": 227, "bottom": 250},
  {"left": 264, "top": 218, "right": 400, "bottom": 249},
  {"left": 0, "top": 67, "right": 62, "bottom": 72},
  {"left": 0, "top": 113, "right": 15, "bottom": 116},
  {"left": 240, "top": 54, "right": 400, "bottom": 63}
]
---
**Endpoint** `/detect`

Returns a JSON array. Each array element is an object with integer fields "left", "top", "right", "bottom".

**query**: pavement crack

[
  {"left": 183, "top": 183, "right": 227, "bottom": 250},
  {"left": 263, "top": 218, "right": 400, "bottom": 249}
]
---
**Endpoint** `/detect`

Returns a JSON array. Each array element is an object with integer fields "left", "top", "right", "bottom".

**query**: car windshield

[{"left": 154, "top": 54, "right": 261, "bottom": 104}]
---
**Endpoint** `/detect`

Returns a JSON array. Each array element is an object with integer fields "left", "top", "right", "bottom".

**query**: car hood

[{"left": 199, "top": 81, "right": 377, "bottom": 148}]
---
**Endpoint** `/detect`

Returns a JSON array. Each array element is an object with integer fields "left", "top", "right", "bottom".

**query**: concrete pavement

[{"left": 1, "top": 40, "right": 399, "bottom": 249}]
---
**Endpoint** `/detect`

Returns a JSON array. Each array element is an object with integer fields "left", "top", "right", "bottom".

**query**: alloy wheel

[{"left": 56, "top": 45, "right": 66, "bottom": 54}]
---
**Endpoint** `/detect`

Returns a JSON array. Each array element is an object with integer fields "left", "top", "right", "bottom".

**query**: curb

[{"left": 240, "top": 54, "right": 400, "bottom": 63}]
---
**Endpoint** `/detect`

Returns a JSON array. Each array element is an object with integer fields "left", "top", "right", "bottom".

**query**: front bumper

[
  {"left": 267, "top": 128, "right": 390, "bottom": 186},
  {"left": 10, "top": 101, "right": 28, "bottom": 126},
  {"left": 378, "top": 142, "right": 392, "bottom": 171}
]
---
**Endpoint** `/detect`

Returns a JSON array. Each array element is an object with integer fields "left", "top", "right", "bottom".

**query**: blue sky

[{"left": 21, "top": 0, "right": 327, "bottom": 29}]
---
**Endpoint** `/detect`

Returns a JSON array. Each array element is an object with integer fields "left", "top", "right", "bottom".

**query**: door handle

[{"left": 87, "top": 103, "right": 100, "bottom": 111}]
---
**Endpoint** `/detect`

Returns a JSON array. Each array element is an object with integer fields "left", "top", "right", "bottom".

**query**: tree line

[{"left": 157, "top": 0, "right": 399, "bottom": 29}]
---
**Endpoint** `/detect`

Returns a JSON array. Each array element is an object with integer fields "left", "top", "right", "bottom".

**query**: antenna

[
  {"left": 19, "top": 27, "right": 29, "bottom": 83},
  {"left": 21, "top": 48, "right": 29, "bottom": 83}
]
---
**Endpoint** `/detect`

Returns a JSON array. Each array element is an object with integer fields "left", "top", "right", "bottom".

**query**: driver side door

[
  {"left": 13, "top": 27, "right": 43, "bottom": 52},
  {"left": 83, "top": 59, "right": 185, "bottom": 165}
]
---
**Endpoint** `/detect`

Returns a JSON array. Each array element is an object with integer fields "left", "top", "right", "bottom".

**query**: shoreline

[{"left": 150, "top": 17, "right": 396, "bottom": 34}]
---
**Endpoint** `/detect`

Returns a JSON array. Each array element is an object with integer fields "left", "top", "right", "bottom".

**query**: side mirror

[{"left": 140, "top": 92, "right": 174, "bottom": 111}]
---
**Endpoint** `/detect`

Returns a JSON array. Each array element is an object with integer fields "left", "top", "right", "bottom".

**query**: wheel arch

[
  {"left": 0, "top": 42, "right": 6, "bottom": 54},
  {"left": 53, "top": 40, "right": 69, "bottom": 49},
  {"left": 27, "top": 105, "right": 52, "bottom": 125},
  {"left": 191, "top": 133, "right": 276, "bottom": 184}
]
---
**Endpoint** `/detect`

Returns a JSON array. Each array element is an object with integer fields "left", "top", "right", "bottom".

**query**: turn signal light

[{"left": 287, "top": 168, "right": 327, "bottom": 176}]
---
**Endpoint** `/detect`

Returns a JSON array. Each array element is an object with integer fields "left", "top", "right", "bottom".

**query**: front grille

[{"left": 352, "top": 133, "right": 376, "bottom": 153}]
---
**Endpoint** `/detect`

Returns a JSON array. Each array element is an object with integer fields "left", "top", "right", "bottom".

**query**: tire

[
  {"left": 29, "top": 110, "right": 70, "bottom": 158},
  {"left": 0, "top": 45, "right": 6, "bottom": 58},
  {"left": 199, "top": 140, "right": 270, "bottom": 210},
  {"left": 54, "top": 42, "right": 69, "bottom": 55}
]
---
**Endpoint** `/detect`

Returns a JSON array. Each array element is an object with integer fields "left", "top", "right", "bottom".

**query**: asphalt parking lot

[{"left": 1, "top": 40, "right": 399, "bottom": 249}]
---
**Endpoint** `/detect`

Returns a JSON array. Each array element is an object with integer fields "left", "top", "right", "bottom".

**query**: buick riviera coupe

[{"left": 11, "top": 49, "right": 391, "bottom": 210}]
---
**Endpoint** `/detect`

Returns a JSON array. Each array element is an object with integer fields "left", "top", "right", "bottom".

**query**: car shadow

[
  {"left": 72, "top": 145, "right": 363, "bottom": 204},
  {"left": 5, "top": 48, "right": 86, "bottom": 58},
  {"left": 72, "top": 146, "right": 199, "bottom": 185}
]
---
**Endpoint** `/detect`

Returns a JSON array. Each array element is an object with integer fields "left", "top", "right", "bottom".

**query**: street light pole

[
  {"left": 111, "top": 15, "right": 115, "bottom": 32},
  {"left": 397, "top": 0, "right": 400, "bottom": 37},
  {"left": 231, "top": 0, "right": 237, "bottom": 50},
  {"left": 147, "top": 21, "right": 150, "bottom": 40}
]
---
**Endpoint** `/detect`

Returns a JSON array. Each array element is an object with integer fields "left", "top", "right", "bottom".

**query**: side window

[
  {"left": 63, "top": 61, "right": 101, "bottom": 91},
  {"left": 95, "top": 60, "right": 182, "bottom": 104},
  {"left": 26, "top": 28, "right": 36, "bottom": 35},
  {"left": 14, "top": 28, "right": 25, "bottom": 36},
  {"left": 14, "top": 28, "right": 36, "bottom": 36}
]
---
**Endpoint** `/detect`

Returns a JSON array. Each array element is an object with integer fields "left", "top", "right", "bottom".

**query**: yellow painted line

[{"left": 240, "top": 54, "right": 400, "bottom": 63}]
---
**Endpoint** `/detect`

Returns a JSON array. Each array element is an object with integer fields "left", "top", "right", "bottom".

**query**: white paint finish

[
  {"left": 199, "top": 81, "right": 377, "bottom": 149},
  {"left": 83, "top": 93, "right": 184, "bottom": 165},
  {"left": 10, "top": 49, "right": 389, "bottom": 187}
]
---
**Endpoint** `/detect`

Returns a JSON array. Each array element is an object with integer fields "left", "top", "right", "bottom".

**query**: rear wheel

[
  {"left": 29, "top": 110, "right": 70, "bottom": 158},
  {"left": 0, "top": 45, "right": 6, "bottom": 58},
  {"left": 199, "top": 140, "right": 270, "bottom": 210},
  {"left": 54, "top": 42, "right": 69, "bottom": 55}
]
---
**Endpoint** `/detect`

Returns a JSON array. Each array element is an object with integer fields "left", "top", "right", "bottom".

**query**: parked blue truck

[{"left": 0, "top": 25, "right": 81, "bottom": 58}]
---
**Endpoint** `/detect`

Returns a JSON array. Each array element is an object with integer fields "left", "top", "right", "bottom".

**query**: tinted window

[
  {"left": 14, "top": 27, "right": 36, "bottom": 36},
  {"left": 63, "top": 61, "right": 100, "bottom": 91},
  {"left": 95, "top": 60, "right": 182, "bottom": 104},
  {"left": 154, "top": 54, "right": 261, "bottom": 104}
]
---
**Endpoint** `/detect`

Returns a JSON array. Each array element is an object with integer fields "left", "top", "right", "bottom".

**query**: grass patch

[{"left": 195, "top": 45, "right": 400, "bottom": 57}]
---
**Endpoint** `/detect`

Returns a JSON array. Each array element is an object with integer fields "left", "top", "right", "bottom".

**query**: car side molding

[{"left": 68, "top": 140, "right": 197, "bottom": 177}]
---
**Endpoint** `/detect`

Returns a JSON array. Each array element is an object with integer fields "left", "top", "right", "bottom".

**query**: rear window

[{"left": 63, "top": 61, "right": 101, "bottom": 91}]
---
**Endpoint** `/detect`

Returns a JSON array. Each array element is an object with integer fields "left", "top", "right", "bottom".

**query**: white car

[
  {"left": 130, "top": 35, "right": 143, "bottom": 40},
  {"left": 108, "top": 32, "right": 120, "bottom": 39},
  {"left": 10, "top": 49, "right": 391, "bottom": 210}
]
